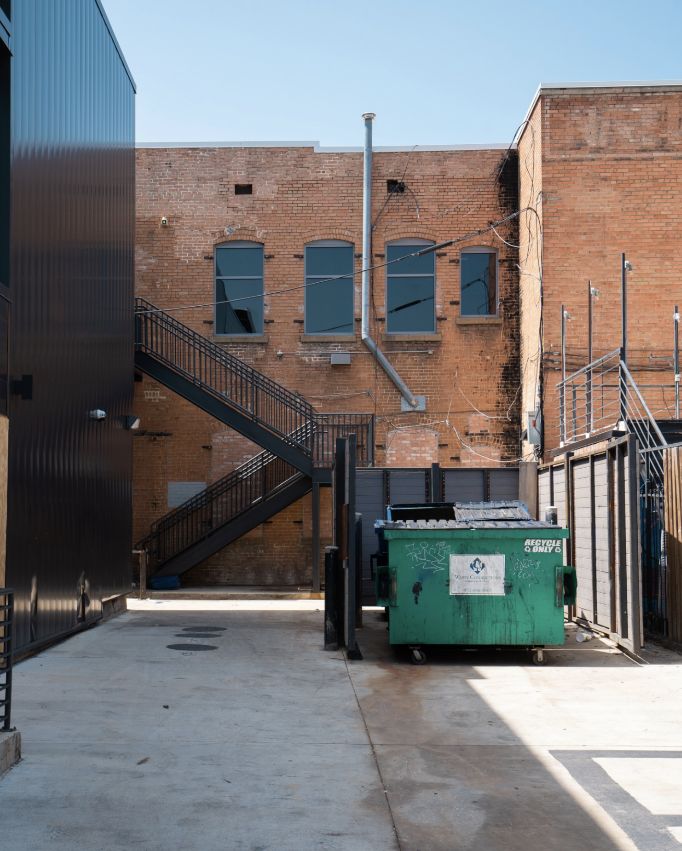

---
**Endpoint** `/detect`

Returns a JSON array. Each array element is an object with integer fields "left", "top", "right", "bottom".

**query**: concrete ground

[{"left": 1, "top": 600, "right": 682, "bottom": 851}]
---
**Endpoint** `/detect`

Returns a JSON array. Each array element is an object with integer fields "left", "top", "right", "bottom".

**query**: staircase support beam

[
  {"left": 135, "top": 351, "right": 313, "bottom": 476},
  {"left": 151, "top": 475, "right": 314, "bottom": 578}
]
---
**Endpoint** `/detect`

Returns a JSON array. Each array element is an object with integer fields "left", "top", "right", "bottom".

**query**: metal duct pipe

[{"left": 360, "top": 112, "right": 418, "bottom": 409}]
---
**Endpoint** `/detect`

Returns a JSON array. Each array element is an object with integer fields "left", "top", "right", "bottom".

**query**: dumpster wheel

[
  {"left": 410, "top": 647, "right": 426, "bottom": 665},
  {"left": 531, "top": 648, "right": 545, "bottom": 665}
]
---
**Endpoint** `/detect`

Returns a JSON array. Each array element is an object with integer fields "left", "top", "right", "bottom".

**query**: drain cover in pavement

[
  {"left": 181, "top": 626, "right": 226, "bottom": 632},
  {"left": 175, "top": 633, "right": 221, "bottom": 638},
  {"left": 166, "top": 643, "right": 217, "bottom": 651}
]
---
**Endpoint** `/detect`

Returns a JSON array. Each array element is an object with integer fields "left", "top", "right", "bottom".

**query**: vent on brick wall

[
  {"left": 387, "top": 179, "right": 405, "bottom": 194},
  {"left": 235, "top": 184, "right": 252, "bottom": 195}
]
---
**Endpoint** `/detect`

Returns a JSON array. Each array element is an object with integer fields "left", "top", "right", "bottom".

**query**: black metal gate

[{"left": 640, "top": 449, "right": 667, "bottom": 637}]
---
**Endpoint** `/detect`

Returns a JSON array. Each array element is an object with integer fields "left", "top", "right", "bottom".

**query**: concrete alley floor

[{"left": 1, "top": 601, "right": 682, "bottom": 851}]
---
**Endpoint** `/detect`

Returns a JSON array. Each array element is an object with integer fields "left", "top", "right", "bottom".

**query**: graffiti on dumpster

[{"left": 405, "top": 541, "right": 449, "bottom": 575}]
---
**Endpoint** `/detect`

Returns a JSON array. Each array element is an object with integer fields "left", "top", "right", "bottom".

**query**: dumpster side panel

[{"left": 385, "top": 529, "right": 568, "bottom": 647}]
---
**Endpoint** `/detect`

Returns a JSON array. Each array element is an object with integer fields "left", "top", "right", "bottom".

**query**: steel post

[
  {"left": 323, "top": 546, "right": 339, "bottom": 650},
  {"left": 675, "top": 304, "right": 680, "bottom": 419}
]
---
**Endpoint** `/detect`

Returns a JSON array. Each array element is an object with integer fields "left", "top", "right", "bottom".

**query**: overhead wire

[{"left": 135, "top": 207, "right": 538, "bottom": 317}]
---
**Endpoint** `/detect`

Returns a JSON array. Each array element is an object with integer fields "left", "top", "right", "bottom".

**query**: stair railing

[
  {"left": 138, "top": 448, "right": 301, "bottom": 572},
  {"left": 135, "top": 298, "right": 314, "bottom": 453},
  {"left": 558, "top": 351, "right": 668, "bottom": 479}
]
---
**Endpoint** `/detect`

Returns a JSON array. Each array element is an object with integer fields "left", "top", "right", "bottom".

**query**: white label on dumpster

[
  {"left": 449, "top": 554, "right": 506, "bottom": 596},
  {"left": 523, "top": 538, "right": 563, "bottom": 554}
]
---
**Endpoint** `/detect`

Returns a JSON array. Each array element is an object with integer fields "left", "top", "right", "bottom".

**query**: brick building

[
  {"left": 518, "top": 83, "right": 682, "bottom": 458},
  {"left": 133, "top": 137, "right": 521, "bottom": 585},
  {"left": 134, "top": 81, "right": 682, "bottom": 588}
]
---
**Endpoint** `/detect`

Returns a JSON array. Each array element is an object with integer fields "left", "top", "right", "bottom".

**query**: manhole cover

[
  {"left": 166, "top": 643, "right": 217, "bottom": 652},
  {"left": 175, "top": 633, "right": 221, "bottom": 638},
  {"left": 181, "top": 626, "right": 226, "bottom": 632}
]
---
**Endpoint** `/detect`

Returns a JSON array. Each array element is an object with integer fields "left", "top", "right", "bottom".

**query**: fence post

[
  {"left": 324, "top": 546, "right": 340, "bottom": 650},
  {"left": 312, "top": 482, "right": 321, "bottom": 594},
  {"left": 138, "top": 550, "right": 147, "bottom": 599},
  {"left": 429, "top": 463, "right": 441, "bottom": 503}
]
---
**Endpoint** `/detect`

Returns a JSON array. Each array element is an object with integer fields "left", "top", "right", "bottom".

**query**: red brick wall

[
  {"left": 518, "top": 87, "right": 682, "bottom": 456},
  {"left": 134, "top": 143, "right": 521, "bottom": 582}
]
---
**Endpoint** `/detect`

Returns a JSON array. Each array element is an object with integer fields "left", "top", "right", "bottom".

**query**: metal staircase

[
  {"left": 135, "top": 297, "right": 316, "bottom": 474},
  {"left": 137, "top": 448, "right": 311, "bottom": 578},
  {"left": 134, "top": 299, "right": 374, "bottom": 580}
]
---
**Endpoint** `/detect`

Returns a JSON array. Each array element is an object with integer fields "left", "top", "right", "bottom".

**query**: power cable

[{"left": 135, "top": 207, "right": 538, "bottom": 317}]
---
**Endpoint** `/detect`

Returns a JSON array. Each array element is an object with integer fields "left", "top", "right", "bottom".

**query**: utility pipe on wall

[{"left": 360, "top": 113, "right": 418, "bottom": 409}]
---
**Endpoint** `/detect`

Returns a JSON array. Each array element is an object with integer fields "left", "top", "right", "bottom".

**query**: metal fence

[
  {"left": 0, "top": 589, "right": 14, "bottom": 732},
  {"left": 538, "top": 438, "right": 643, "bottom": 653}
]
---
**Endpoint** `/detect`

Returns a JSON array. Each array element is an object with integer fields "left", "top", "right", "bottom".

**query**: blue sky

[{"left": 103, "top": 0, "right": 682, "bottom": 147}]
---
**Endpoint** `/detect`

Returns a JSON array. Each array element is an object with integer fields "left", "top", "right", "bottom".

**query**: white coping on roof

[
  {"left": 518, "top": 80, "right": 682, "bottom": 143},
  {"left": 136, "top": 141, "right": 509, "bottom": 152}
]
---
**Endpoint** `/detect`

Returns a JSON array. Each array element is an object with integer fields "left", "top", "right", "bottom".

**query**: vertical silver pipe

[
  {"left": 360, "top": 112, "right": 418, "bottom": 409},
  {"left": 361, "top": 113, "right": 374, "bottom": 342}
]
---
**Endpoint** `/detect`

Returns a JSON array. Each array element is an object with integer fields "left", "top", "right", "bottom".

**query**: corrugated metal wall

[{"left": 7, "top": 0, "right": 135, "bottom": 651}]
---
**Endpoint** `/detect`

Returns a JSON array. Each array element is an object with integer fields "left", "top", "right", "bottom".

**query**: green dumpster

[{"left": 375, "top": 501, "right": 576, "bottom": 664}]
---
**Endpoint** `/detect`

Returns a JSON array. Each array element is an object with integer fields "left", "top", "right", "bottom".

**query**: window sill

[
  {"left": 213, "top": 335, "right": 268, "bottom": 344},
  {"left": 381, "top": 333, "right": 442, "bottom": 343},
  {"left": 300, "top": 334, "right": 357, "bottom": 343},
  {"left": 455, "top": 316, "right": 502, "bottom": 326}
]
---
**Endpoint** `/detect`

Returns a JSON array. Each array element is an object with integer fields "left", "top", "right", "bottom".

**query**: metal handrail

[
  {"left": 134, "top": 299, "right": 376, "bottom": 572},
  {"left": 561, "top": 347, "right": 622, "bottom": 385},
  {"left": 147, "top": 423, "right": 313, "bottom": 538},
  {"left": 135, "top": 298, "right": 314, "bottom": 451},
  {"left": 137, "top": 414, "right": 375, "bottom": 571},
  {"left": 140, "top": 453, "right": 301, "bottom": 570},
  {"left": 0, "top": 589, "right": 13, "bottom": 732},
  {"left": 620, "top": 362, "right": 668, "bottom": 448}
]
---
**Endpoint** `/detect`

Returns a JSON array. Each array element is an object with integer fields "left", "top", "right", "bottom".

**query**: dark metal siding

[
  {"left": 6, "top": 0, "right": 135, "bottom": 651},
  {"left": 443, "top": 469, "right": 486, "bottom": 502}
]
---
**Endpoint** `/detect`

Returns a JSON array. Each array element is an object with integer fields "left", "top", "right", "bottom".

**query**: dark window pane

[
  {"left": 461, "top": 252, "right": 496, "bottom": 316},
  {"left": 387, "top": 277, "right": 434, "bottom": 333},
  {"left": 216, "top": 278, "right": 263, "bottom": 335},
  {"left": 305, "top": 245, "right": 354, "bottom": 335},
  {"left": 305, "top": 245, "right": 353, "bottom": 278},
  {"left": 215, "top": 245, "right": 263, "bottom": 278},
  {"left": 386, "top": 244, "right": 434, "bottom": 275},
  {"left": 306, "top": 278, "right": 354, "bottom": 334}
]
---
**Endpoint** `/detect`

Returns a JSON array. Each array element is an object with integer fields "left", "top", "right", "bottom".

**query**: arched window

[
  {"left": 386, "top": 239, "right": 435, "bottom": 334},
  {"left": 214, "top": 241, "right": 264, "bottom": 335},
  {"left": 460, "top": 248, "right": 497, "bottom": 317},
  {"left": 304, "top": 240, "right": 354, "bottom": 335}
]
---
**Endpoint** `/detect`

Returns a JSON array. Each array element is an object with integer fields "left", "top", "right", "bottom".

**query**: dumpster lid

[
  {"left": 453, "top": 501, "right": 533, "bottom": 522},
  {"left": 379, "top": 500, "right": 561, "bottom": 530}
]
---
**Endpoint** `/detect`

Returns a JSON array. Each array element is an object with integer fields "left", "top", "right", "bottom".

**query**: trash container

[{"left": 374, "top": 501, "right": 576, "bottom": 664}]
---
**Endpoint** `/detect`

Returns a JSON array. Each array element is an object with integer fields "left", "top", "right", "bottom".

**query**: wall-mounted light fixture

[
  {"left": 125, "top": 415, "right": 141, "bottom": 430},
  {"left": 160, "top": 216, "right": 169, "bottom": 227},
  {"left": 88, "top": 409, "right": 107, "bottom": 421}
]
